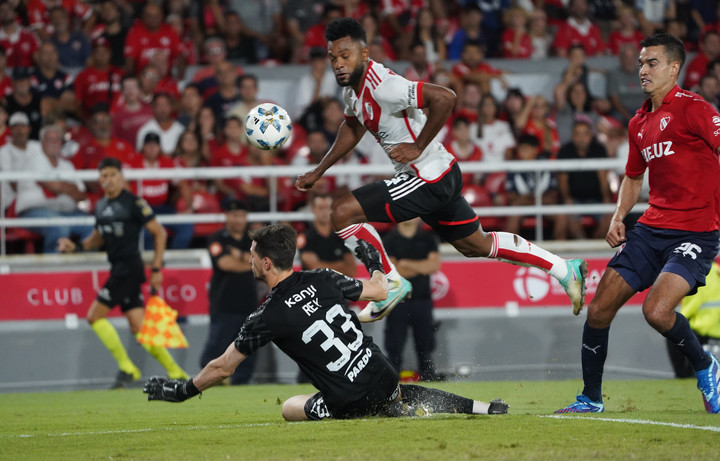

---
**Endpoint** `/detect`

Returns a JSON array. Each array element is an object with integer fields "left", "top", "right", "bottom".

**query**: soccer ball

[{"left": 245, "top": 103, "right": 292, "bottom": 150}]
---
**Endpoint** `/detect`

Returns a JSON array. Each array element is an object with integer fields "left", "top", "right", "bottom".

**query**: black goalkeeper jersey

[
  {"left": 95, "top": 189, "right": 155, "bottom": 276},
  {"left": 234, "top": 269, "right": 397, "bottom": 408}
]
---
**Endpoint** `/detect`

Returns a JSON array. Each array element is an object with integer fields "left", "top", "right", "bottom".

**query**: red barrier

[{"left": 0, "top": 258, "right": 647, "bottom": 321}]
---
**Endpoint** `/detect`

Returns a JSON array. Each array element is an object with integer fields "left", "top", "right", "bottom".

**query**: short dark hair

[
  {"left": 640, "top": 33, "right": 686, "bottom": 68},
  {"left": 98, "top": 157, "right": 122, "bottom": 171},
  {"left": 517, "top": 134, "right": 540, "bottom": 147},
  {"left": 325, "top": 17, "right": 367, "bottom": 44},
  {"left": 249, "top": 224, "right": 297, "bottom": 271}
]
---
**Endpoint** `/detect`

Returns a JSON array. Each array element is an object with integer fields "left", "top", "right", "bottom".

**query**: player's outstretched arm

[
  {"left": 606, "top": 174, "right": 643, "bottom": 248},
  {"left": 296, "top": 117, "right": 366, "bottom": 191},
  {"left": 389, "top": 83, "right": 456, "bottom": 164}
]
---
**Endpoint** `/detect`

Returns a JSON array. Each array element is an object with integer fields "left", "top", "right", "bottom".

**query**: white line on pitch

[{"left": 539, "top": 414, "right": 720, "bottom": 432}]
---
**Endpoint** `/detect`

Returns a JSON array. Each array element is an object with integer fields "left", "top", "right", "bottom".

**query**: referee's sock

[
  {"left": 135, "top": 334, "right": 189, "bottom": 380},
  {"left": 91, "top": 318, "right": 140, "bottom": 378}
]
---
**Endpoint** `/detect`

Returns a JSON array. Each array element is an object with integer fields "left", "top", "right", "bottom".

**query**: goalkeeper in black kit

[{"left": 144, "top": 224, "right": 508, "bottom": 420}]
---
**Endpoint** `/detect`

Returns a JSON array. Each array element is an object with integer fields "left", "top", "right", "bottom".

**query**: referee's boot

[{"left": 358, "top": 276, "right": 412, "bottom": 323}]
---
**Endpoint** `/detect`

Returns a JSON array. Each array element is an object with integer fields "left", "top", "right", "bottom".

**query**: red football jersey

[
  {"left": 127, "top": 155, "right": 175, "bottom": 206},
  {"left": 27, "top": 0, "right": 91, "bottom": 32},
  {"left": 74, "top": 66, "right": 123, "bottom": 116},
  {"left": 607, "top": 30, "right": 643, "bottom": 55},
  {"left": 0, "top": 27, "right": 40, "bottom": 67},
  {"left": 627, "top": 86, "right": 720, "bottom": 232},
  {"left": 501, "top": 29, "right": 532, "bottom": 59},
  {"left": 73, "top": 137, "right": 138, "bottom": 170},
  {"left": 552, "top": 20, "right": 605, "bottom": 56},
  {"left": 124, "top": 22, "right": 182, "bottom": 73}
]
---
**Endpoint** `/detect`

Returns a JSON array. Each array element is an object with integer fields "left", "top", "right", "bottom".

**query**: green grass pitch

[{"left": 1, "top": 379, "right": 718, "bottom": 460}]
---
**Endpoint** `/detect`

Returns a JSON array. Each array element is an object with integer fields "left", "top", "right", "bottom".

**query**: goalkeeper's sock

[
  {"left": 136, "top": 334, "right": 189, "bottom": 379},
  {"left": 488, "top": 231, "right": 567, "bottom": 279},
  {"left": 399, "top": 384, "right": 474, "bottom": 414},
  {"left": 91, "top": 318, "right": 140, "bottom": 378},
  {"left": 338, "top": 223, "right": 397, "bottom": 277}
]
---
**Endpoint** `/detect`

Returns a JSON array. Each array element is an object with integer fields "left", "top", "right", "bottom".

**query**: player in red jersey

[
  {"left": 295, "top": 18, "right": 587, "bottom": 323},
  {"left": 556, "top": 34, "right": 720, "bottom": 415}
]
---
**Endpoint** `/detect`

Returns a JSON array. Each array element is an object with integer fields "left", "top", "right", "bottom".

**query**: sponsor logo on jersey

[
  {"left": 660, "top": 116, "right": 671, "bottom": 131},
  {"left": 364, "top": 102, "right": 374, "bottom": 120},
  {"left": 284, "top": 284, "right": 320, "bottom": 316},
  {"left": 640, "top": 141, "right": 674, "bottom": 163},
  {"left": 346, "top": 347, "right": 372, "bottom": 382}
]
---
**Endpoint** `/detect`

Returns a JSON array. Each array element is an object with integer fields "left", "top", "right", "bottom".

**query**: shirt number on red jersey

[{"left": 302, "top": 304, "right": 363, "bottom": 372}]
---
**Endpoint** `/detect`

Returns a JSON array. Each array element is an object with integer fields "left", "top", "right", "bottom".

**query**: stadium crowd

[{"left": 0, "top": 0, "right": 719, "bottom": 253}]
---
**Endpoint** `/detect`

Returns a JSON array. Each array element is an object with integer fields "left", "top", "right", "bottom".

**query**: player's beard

[{"left": 336, "top": 62, "right": 365, "bottom": 87}]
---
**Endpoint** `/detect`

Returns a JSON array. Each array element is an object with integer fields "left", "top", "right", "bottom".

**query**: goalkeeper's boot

[
  {"left": 560, "top": 259, "right": 588, "bottom": 315},
  {"left": 110, "top": 367, "right": 141, "bottom": 389},
  {"left": 554, "top": 394, "right": 604, "bottom": 413},
  {"left": 357, "top": 276, "right": 412, "bottom": 323},
  {"left": 488, "top": 399, "right": 509, "bottom": 415},
  {"left": 696, "top": 351, "right": 720, "bottom": 414}
]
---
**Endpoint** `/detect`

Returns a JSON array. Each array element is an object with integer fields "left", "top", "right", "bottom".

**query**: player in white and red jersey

[
  {"left": 556, "top": 34, "right": 720, "bottom": 415},
  {"left": 296, "top": 18, "right": 587, "bottom": 323}
]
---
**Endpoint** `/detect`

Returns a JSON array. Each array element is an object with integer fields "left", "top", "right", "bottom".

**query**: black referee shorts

[
  {"left": 352, "top": 162, "right": 479, "bottom": 242},
  {"left": 96, "top": 264, "right": 146, "bottom": 312}
]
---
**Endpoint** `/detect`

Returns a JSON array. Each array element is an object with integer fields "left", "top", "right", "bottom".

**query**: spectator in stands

[
  {"left": 295, "top": 47, "right": 338, "bottom": 118},
  {"left": 500, "top": 87, "right": 526, "bottom": 135},
  {"left": 447, "top": 4, "right": 488, "bottom": 60},
  {"left": 211, "top": 116, "right": 249, "bottom": 205},
  {"left": 172, "top": 128, "right": 213, "bottom": 217},
  {"left": 445, "top": 116, "right": 483, "bottom": 187},
  {"left": 49, "top": 7, "right": 91, "bottom": 68},
  {"left": 289, "top": 130, "right": 335, "bottom": 198},
  {"left": 93, "top": 0, "right": 128, "bottom": 68},
  {"left": 166, "top": 14, "right": 197, "bottom": 68},
  {"left": 192, "top": 38, "right": 243, "bottom": 100},
  {"left": 606, "top": 43, "right": 646, "bottom": 124},
  {"left": 0, "top": 48, "right": 10, "bottom": 102},
  {"left": 452, "top": 81, "right": 482, "bottom": 128},
  {"left": 6, "top": 67, "right": 43, "bottom": 140},
  {"left": 699, "top": 2, "right": 720, "bottom": 37},
  {"left": 552, "top": 0, "right": 605, "bottom": 57},
  {"left": 665, "top": 18, "right": 695, "bottom": 52},
  {"left": 177, "top": 84, "right": 203, "bottom": 130},
  {"left": 451, "top": 40, "right": 506, "bottom": 96},
  {"left": 301, "top": 4, "right": 343, "bottom": 62},
  {"left": 284, "top": 0, "right": 324, "bottom": 62},
  {"left": 0, "top": 104, "right": 9, "bottom": 147},
  {"left": 555, "top": 81, "right": 600, "bottom": 145},
  {"left": 15, "top": 125, "right": 92, "bottom": 253},
  {"left": 382, "top": 217, "right": 444, "bottom": 381},
  {"left": 476, "top": 92, "right": 516, "bottom": 165},
  {"left": 231, "top": 0, "right": 285, "bottom": 61},
  {"left": 147, "top": 53, "right": 181, "bottom": 101},
  {"left": 636, "top": 0, "right": 676, "bottom": 37},
  {"left": 0, "top": 112, "right": 43, "bottom": 207},
  {"left": 240, "top": 143, "right": 274, "bottom": 212},
  {"left": 27, "top": 0, "right": 94, "bottom": 41},
  {"left": 516, "top": 95, "right": 560, "bottom": 157},
  {"left": 608, "top": 5, "right": 644, "bottom": 55},
  {"left": 403, "top": 41, "right": 435, "bottom": 83},
  {"left": 200, "top": 198, "right": 259, "bottom": 384},
  {"left": 205, "top": 61, "right": 242, "bottom": 124},
  {"left": 697, "top": 74, "right": 720, "bottom": 110},
  {"left": 0, "top": 1, "right": 40, "bottom": 68},
  {"left": 136, "top": 65, "right": 162, "bottom": 106},
  {"left": 557, "top": 43, "right": 590, "bottom": 95},
  {"left": 227, "top": 74, "right": 262, "bottom": 134},
  {"left": 318, "top": 97, "right": 345, "bottom": 146},
  {"left": 124, "top": 4, "right": 185, "bottom": 78},
  {"left": 501, "top": 7, "right": 531, "bottom": 59},
  {"left": 504, "top": 134, "right": 559, "bottom": 237},
  {"left": 75, "top": 103, "right": 137, "bottom": 171},
  {"left": 555, "top": 120, "right": 613, "bottom": 240},
  {"left": 361, "top": 13, "right": 396, "bottom": 62},
  {"left": 129, "top": 132, "right": 194, "bottom": 249},
  {"left": 111, "top": 75, "right": 154, "bottom": 147},
  {"left": 222, "top": 11, "right": 259, "bottom": 64},
  {"left": 31, "top": 42, "right": 75, "bottom": 118},
  {"left": 136, "top": 93, "right": 184, "bottom": 156},
  {"left": 683, "top": 31, "right": 720, "bottom": 90},
  {"left": 528, "top": 8, "right": 552, "bottom": 60},
  {"left": 74, "top": 37, "right": 123, "bottom": 120},
  {"left": 411, "top": 8, "right": 446, "bottom": 64},
  {"left": 197, "top": 105, "right": 219, "bottom": 161}
]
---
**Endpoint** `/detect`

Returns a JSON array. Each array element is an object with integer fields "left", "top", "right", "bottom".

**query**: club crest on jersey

[
  {"left": 364, "top": 102, "right": 374, "bottom": 120},
  {"left": 713, "top": 116, "right": 720, "bottom": 127},
  {"left": 660, "top": 116, "right": 671, "bottom": 131}
]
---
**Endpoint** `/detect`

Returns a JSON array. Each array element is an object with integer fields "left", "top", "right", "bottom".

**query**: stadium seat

[{"left": 4, "top": 202, "right": 41, "bottom": 254}]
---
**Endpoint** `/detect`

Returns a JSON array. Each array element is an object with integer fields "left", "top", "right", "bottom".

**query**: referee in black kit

[{"left": 199, "top": 198, "right": 259, "bottom": 385}]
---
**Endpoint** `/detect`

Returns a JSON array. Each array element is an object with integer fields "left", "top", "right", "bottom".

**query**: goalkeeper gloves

[
  {"left": 354, "top": 239, "right": 384, "bottom": 275},
  {"left": 143, "top": 376, "right": 201, "bottom": 402}
]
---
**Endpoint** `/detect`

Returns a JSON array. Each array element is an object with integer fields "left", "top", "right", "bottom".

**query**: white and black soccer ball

[{"left": 245, "top": 103, "right": 292, "bottom": 150}]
